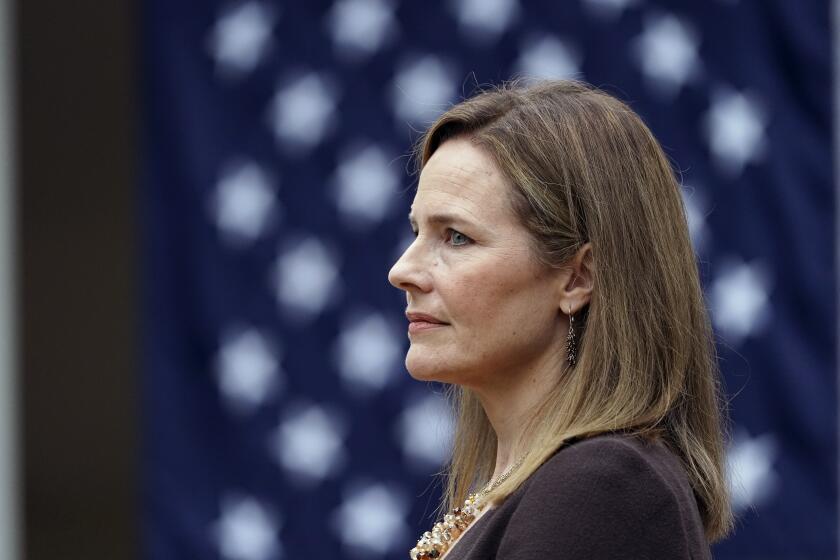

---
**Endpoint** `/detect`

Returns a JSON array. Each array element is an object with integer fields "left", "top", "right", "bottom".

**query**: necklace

[{"left": 409, "top": 455, "right": 526, "bottom": 560}]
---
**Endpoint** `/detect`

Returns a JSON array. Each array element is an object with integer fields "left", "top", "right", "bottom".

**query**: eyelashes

[
  {"left": 410, "top": 227, "right": 473, "bottom": 247},
  {"left": 446, "top": 229, "right": 472, "bottom": 246}
]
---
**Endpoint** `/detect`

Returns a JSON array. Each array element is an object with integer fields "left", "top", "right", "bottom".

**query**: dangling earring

[{"left": 566, "top": 304, "right": 577, "bottom": 367}]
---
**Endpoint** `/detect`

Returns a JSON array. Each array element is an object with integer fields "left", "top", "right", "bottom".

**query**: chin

[
  {"left": 404, "top": 348, "right": 473, "bottom": 386},
  {"left": 404, "top": 359, "right": 442, "bottom": 382},
  {"left": 404, "top": 349, "right": 449, "bottom": 383}
]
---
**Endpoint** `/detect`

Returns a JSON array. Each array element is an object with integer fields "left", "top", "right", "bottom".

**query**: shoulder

[
  {"left": 497, "top": 433, "right": 707, "bottom": 559},
  {"left": 528, "top": 433, "right": 681, "bottom": 501}
]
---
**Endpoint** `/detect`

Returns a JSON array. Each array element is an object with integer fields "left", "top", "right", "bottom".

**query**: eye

[{"left": 447, "top": 228, "right": 472, "bottom": 247}]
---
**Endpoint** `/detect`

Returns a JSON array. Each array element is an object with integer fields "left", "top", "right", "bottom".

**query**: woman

[{"left": 388, "top": 80, "right": 733, "bottom": 559}]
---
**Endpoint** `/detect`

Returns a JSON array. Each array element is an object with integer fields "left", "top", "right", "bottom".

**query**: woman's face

[{"left": 388, "top": 138, "right": 568, "bottom": 389}]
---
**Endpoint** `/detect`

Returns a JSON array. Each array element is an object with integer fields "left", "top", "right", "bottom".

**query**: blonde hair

[{"left": 415, "top": 79, "right": 733, "bottom": 542}]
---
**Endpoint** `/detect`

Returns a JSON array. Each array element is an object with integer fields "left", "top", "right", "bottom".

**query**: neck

[{"left": 471, "top": 349, "right": 567, "bottom": 482}]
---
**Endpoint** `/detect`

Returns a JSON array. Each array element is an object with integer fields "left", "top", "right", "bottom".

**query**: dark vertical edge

[{"left": 16, "top": 0, "right": 138, "bottom": 557}]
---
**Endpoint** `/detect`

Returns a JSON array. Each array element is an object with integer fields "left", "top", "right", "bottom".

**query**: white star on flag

[
  {"left": 514, "top": 34, "right": 582, "bottom": 81},
  {"left": 331, "top": 483, "right": 409, "bottom": 555},
  {"left": 333, "top": 311, "right": 403, "bottom": 395},
  {"left": 451, "top": 0, "right": 520, "bottom": 44},
  {"left": 391, "top": 55, "right": 457, "bottom": 126},
  {"left": 331, "top": 144, "right": 399, "bottom": 229},
  {"left": 704, "top": 89, "right": 767, "bottom": 177},
  {"left": 208, "top": 2, "right": 277, "bottom": 79},
  {"left": 326, "top": 0, "right": 398, "bottom": 60},
  {"left": 270, "top": 403, "right": 347, "bottom": 484},
  {"left": 396, "top": 391, "right": 454, "bottom": 471},
  {"left": 709, "top": 258, "right": 772, "bottom": 345},
  {"left": 272, "top": 237, "right": 341, "bottom": 321},
  {"left": 268, "top": 73, "right": 339, "bottom": 152},
  {"left": 212, "top": 161, "right": 279, "bottom": 246},
  {"left": 215, "top": 327, "right": 283, "bottom": 415},
  {"left": 213, "top": 494, "right": 282, "bottom": 560},
  {"left": 726, "top": 428, "right": 779, "bottom": 513},
  {"left": 633, "top": 13, "right": 702, "bottom": 98}
]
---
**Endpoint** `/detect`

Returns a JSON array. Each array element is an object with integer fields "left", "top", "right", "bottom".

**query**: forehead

[{"left": 411, "top": 138, "right": 515, "bottom": 222}]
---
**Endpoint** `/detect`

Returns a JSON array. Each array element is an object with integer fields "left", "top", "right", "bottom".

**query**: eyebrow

[{"left": 407, "top": 212, "right": 475, "bottom": 228}]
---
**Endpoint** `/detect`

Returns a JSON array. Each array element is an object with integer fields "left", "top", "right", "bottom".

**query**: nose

[{"left": 388, "top": 239, "right": 431, "bottom": 293}]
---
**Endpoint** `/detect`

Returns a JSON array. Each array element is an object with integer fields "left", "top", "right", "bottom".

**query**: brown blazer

[{"left": 445, "top": 433, "right": 712, "bottom": 559}]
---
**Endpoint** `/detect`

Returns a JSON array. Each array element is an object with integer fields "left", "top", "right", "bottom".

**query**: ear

[{"left": 556, "top": 242, "right": 593, "bottom": 316}]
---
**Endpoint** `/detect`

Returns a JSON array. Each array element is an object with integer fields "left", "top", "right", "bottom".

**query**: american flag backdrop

[{"left": 140, "top": 0, "right": 835, "bottom": 558}]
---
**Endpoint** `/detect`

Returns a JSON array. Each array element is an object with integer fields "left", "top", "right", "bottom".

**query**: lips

[
  {"left": 405, "top": 311, "right": 449, "bottom": 334},
  {"left": 406, "top": 312, "right": 447, "bottom": 324}
]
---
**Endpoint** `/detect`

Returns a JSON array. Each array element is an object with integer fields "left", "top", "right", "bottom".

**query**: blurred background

[{"left": 1, "top": 0, "right": 836, "bottom": 558}]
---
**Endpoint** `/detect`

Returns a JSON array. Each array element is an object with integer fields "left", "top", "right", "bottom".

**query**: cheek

[
  {"left": 455, "top": 270, "right": 556, "bottom": 345},
  {"left": 445, "top": 264, "right": 505, "bottom": 310},
  {"left": 446, "top": 267, "right": 536, "bottom": 324}
]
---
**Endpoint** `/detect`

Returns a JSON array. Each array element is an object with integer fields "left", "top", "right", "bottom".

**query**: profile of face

[{"left": 388, "top": 138, "right": 574, "bottom": 390}]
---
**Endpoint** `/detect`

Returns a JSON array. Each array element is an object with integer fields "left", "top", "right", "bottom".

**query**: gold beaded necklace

[{"left": 409, "top": 455, "right": 526, "bottom": 560}]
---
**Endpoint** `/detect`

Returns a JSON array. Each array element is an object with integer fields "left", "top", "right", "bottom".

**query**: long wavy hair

[{"left": 414, "top": 79, "right": 733, "bottom": 541}]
